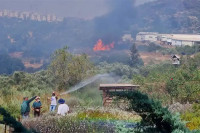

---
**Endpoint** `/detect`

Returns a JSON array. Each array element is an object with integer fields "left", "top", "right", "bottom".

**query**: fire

[{"left": 93, "top": 39, "right": 114, "bottom": 51}]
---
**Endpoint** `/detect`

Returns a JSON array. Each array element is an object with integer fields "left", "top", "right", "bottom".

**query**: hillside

[
  {"left": 134, "top": 0, "right": 200, "bottom": 33},
  {"left": 0, "top": 0, "right": 199, "bottom": 65}
]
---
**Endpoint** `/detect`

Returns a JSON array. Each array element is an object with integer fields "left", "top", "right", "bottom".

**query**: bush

[
  {"left": 182, "top": 104, "right": 200, "bottom": 130},
  {"left": 23, "top": 108, "right": 140, "bottom": 133},
  {"left": 111, "top": 91, "right": 190, "bottom": 133},
  {"left": 176, "top": 45, "right": 200, "bottom": 55},
  {"left": 97, "top": 62, "right": 139, "bottom": 78}
]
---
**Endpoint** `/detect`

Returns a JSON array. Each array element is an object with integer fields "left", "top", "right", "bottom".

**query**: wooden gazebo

[{"left": 99, "top": 84, "right": 140, "bottom": 106}]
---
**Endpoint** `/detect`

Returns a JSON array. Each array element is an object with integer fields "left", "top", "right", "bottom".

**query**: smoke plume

[{"left": 92, "top": 0, "right": 136, "bottom": 44}]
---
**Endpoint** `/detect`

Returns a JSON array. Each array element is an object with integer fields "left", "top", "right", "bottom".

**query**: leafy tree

[
  {"left": 166, "top": 55, "right": 200, "bottom": 103},
  {"left": 49, "top": 46, "right": 93, "bottom": 89}
]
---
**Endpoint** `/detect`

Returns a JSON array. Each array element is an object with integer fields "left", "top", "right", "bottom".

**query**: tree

[
  {"left": 110, "top": 91, "right": 189, "bottom": 133},
  {"left": 129, "top": 43, "right": 144, "bottom": 67},
  {"left": 0, "top": 54, "right": 25, "bottom": 75},
  {"left": 49, "top": 46, "right": 93, "bottom": 89},
  {"left": 0, "top": 107, "right": 30, "bottom": 132}
]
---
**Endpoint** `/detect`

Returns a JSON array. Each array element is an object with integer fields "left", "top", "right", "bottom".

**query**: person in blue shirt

[
  {"left": 32, "top": 96, "right": 42, "bottom": 117},
  {"left": 21, "top": 96, "right": 37, "bottom": 119}
]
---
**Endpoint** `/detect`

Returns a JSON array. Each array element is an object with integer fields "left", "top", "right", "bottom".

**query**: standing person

[
  {"left": 57, "top": 98, "right": 69, "bottom": 116},
  {"left": 48, "top": 92, "right": 58, "bottom": 112},
  {"left": 21, "top": 96, "right": 37, "bottom": 119},
  {"left": 32, "top": 96, "right": 42, "bottom": 117}
]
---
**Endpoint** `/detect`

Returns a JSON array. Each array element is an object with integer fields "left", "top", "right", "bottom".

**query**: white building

[
  {"left": 136, "top": 32, "right": 158, "bottom": 42},
  {"left": 171, "top": 34, "right": 200, "bottom": 46},
  {"left": 136, "top": 32, "right": 200, "bottom": 46}
]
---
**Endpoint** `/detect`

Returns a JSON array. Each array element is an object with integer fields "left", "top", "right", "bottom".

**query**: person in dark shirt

[
  {"left": 21, "top": 96, "right": 37, "bottom": 119},
  {"left": 32, "top": 96, "right": 42, "bottom": 117}
]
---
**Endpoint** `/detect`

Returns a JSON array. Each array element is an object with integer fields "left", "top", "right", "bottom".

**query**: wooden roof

[{"left": 99, "top": 84, "right": 139, "bottom": 90}]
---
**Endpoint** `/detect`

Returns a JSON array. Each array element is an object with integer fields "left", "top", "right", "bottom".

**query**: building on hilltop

[
  {"left": 0, "top": 9, "right": 61, "bottom": 23},
  {"left": 136, "top": 32, "right": 158, "bottom": 42},
  {"left": 136, "top": 32, "right": 200, "bottom": 46},
  {"left": 171, "top": 34, "right": 200, "bottom": 46}
]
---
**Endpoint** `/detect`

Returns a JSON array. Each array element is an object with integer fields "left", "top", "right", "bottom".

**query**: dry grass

[{"left": 139, "top": 52, "right": 171, "bottom": 65}]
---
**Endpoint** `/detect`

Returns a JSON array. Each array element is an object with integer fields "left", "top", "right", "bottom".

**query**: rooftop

[
  {"left": 99, "top": 84, "right": 140, "bottom": 90},
  {"left": 171, "top": 34, "right": 200, "bottom": 42}
]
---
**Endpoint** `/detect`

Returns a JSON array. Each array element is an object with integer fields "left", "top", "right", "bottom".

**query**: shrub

[
  {"left": 110, "top": 91, "right": 190, "bottom": 133},
  {"left": 0, "top": 107, "right": 29, "bottom": 132}
]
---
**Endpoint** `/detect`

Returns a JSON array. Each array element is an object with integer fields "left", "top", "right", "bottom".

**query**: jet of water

[{"left": 60, "top": 73, "right": 110, "bottom": 95}]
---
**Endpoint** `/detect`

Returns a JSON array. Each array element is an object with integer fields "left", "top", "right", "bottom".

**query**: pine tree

[{"left": 130, "top": 43, "right": 143, "bottom": 67}]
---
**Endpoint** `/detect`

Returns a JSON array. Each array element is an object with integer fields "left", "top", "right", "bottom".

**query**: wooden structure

[
  {"left": 99, "top": 84, "right": 140, "bottom": 106},
  {"left": 171, "top": 54, "right": 180, "bottom": 65}
]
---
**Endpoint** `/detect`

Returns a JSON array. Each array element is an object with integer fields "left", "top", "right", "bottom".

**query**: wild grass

[{"left": 22, "top": 108, "right": 141, "bottom": 133}]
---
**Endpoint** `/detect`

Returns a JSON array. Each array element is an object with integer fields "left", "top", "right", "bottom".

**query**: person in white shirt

[
  {"left": 57, "top": 98, "right": 69, "bottom": 116},
  {"left": 48, "top": 92, "right": 58, "bottom": 112}
]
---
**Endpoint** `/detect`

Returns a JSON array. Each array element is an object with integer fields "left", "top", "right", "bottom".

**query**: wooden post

[{"left": 4, "top": 124, "right": 6, "bottom": 133}]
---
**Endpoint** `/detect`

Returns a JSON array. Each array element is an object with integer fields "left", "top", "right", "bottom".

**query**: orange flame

[{"left": 93, "top": 39, "right": 114, "bottom": 51}]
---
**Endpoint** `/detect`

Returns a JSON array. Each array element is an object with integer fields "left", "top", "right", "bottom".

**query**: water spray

[{"left": 60, "top": 73, "right": 110, "bottom": 95}]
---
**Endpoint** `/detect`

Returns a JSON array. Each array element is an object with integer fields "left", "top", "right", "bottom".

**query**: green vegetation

[
  {"left": 130, "top": 43, "right": 144, "bottom": 67},
  {"left": 0, "top": 45, "right": 200, "bottom": 132},
  {"left": 0, "top": 0, "right": 200, "bottom": 131},
  {"left": 176, "top": 45, "right": 200, "bottom": 55},
  {"left": 111, "top": 91, "right": 189, "bottom": 133},
  {"left": 181, "top": 104, "right": 200, "bottom": 130},
  {"left": 0, "top": 107, "right": 29, "bottom": 132},
  {"left": 22, "top": 109, "right": 140, "bottom": 133},
  {"left": 132, "top": 53, "right": 200, "bottom": 104},
  {"left": 49, "top": 46, "right": 93, "bottom": 89},
  {"left": 0, "top": 53, "right": 25, "bottom": 74},
  {"left": 137, "top": 42, "right": 163, "bottom": 52},
  {"left": 0, "top": 46, "right": 94, "bottom": 118}
]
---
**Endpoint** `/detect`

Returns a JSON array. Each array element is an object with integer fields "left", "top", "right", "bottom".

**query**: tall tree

[{"left": 129, "top": 43, "right": 143, "bottom": 67}]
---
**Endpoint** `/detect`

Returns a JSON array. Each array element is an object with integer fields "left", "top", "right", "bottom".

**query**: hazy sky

[{"left": 0, "top": 0, "right": 155, "bottom": 19}]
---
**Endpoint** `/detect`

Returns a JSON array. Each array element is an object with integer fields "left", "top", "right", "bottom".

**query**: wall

[
  {"left": 172, "top": 39, "right": 182, "bottom": 46},
  {"left": 182, "top": 41, "right": 194, "bottom": 46}
]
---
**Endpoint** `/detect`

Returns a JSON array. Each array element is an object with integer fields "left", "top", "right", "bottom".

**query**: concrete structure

[
  {"left": 136, "top": 32, "right": 200, "bottom": 46},
  {"left": 99, "top": 84, "right": 140, "bottom": 106},
  {"left": 171, "top": 34, "right": 200, "bottom": 46},
  {"left": 136, "top": 32, "right": 158, "bottom": 42}
]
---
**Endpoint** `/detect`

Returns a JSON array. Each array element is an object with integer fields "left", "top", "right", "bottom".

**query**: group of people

[{"left": 21, "top": 92, "right": 69, "bottom": 119}]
